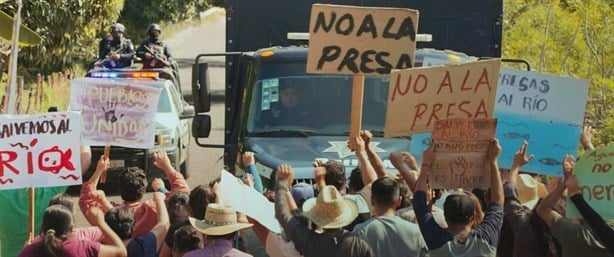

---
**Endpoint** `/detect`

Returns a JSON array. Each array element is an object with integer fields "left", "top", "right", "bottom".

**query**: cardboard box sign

[
  {"left": 384, "top": 59, "right": 501, "bottom": 136},
  {"left": 306, "top": 4, "right": 419, "bottom": 75},
  {"left": 430, "top": 118, "right": 497, "bottom": 189}
]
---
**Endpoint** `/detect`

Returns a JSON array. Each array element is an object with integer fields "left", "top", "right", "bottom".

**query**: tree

[
  {"left": 118, "top": 0, "right": 209, "bottom": 43},
  {"left": 503, "top": 0, "right": 613, "bottom": 145},
  {"left": 0, "top": 0, "right": 124, "bottom": 76}
]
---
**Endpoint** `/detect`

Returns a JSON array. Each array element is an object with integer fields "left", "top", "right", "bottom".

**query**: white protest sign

[
  {"left": 69, "top": 77, "right": 162, "bottom": 148},
  {"left": 0, "top": 112, "right": 82, "bottom": 190},
  {"left": 495, "top": 69, "right": 589, "bottom": 176},
  {"left": 306, "top": 4, "right": 419, "bottom": 75},
  {"left": 220, "top": 170, "right": 281, "bottom": 233}
]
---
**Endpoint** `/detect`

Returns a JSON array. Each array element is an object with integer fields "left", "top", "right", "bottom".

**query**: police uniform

[
  {"left": 136, "top": 38, "right": 172, "bottom": 69},
  {"left": 97, "top": 36, "right": 135, "bottom": 68}
]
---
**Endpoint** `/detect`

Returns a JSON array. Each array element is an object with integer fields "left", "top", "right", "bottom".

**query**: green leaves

[
  {"left": 1, "top": 0, "right": 125, "bottom": 74},
  {"left": 503, "top": 0, "right": 613, "bottom": 146}
]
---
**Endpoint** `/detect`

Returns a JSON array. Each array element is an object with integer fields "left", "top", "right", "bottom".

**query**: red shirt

[{"left": 19, "top": 237, "right": 100, "bottom": 257}]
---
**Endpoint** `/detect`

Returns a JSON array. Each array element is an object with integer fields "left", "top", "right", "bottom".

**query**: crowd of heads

[{"left": 20, "top": 128, "right": 613, "bottom": 257}]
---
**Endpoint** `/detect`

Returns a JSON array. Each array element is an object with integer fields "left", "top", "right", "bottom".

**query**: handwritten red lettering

[
  {"left": 460, "top": 70, "right": 472, "bottom": 91},
  {"left": 475, "top": 68, "right": 492, "bottom": 92},
  {"left": 0, "top": 151, "right": 19, "bottom": 177},
  {"left": 437, "top": 71, "right": 453, "bottom": 94}
]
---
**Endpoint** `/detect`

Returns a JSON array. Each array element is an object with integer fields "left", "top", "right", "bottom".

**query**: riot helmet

[
  {"left": 110, "top": 23, "right": 126, "bottom": 33},
  {"left": 148, "top": 23, "right": 162, "bottom": 34}
]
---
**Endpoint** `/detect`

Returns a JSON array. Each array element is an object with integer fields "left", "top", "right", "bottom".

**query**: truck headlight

[{"left": 155, "top": 128, "right": 174, "bottom": 148}]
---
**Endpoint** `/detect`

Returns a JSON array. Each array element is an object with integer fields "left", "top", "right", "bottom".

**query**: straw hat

[
  {"left": 302, "top": 185, "right": 358, "bottom": 229},
  {"left": 516, "top": 174, "right": 547, "bottom": 209},
  {"left": 189, "top": 203, "right": 253, "bottom": 236}
]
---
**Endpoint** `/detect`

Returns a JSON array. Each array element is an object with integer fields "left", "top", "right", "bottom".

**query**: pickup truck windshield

[
  {"left": 140, "top": 82, "right": 172, "bottom": 113},
  {"left": 246, "top": 73, "right": 390, "bottom": 136}
]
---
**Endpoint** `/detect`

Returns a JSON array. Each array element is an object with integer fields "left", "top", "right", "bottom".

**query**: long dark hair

[
  {"left": 189, "top": 185, "right": 215, "bottom": 220},
  {"left": 41, "top": 205, "right": 74, "bottom": 257},
  {"left": 105, "top": 206, "right": 135, "bottom": 240},
  {"left": 173, "top": 225, "right": 204, "bottom": 255}
]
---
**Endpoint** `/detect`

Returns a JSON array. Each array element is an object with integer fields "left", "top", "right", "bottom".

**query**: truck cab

[
  {"left": 191, "top": 0, "right": 502, "bottom": 189},
  {"left": 79, "top": 68, "right": 194, "bottom": 190}
]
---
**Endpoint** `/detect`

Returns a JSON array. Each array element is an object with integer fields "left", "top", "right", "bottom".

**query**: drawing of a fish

[
  {"left": 422, "top": 137, "right": 431, "bottom": 146},
  {"left": 503, "top": 132, "right": 530, "bottom": 140},
  {"left": 539, "top": 158, "right": 562, "bottom": 166},
  {"left": 553, "top": 144, "right": 573, "bottom": 150},
  {"left": 501, "top": 121, "right": 529, "bottom": 130}
]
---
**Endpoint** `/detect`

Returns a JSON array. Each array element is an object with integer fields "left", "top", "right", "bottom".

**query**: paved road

[{"left": 72, "top": 13, "right": 227, "bottom": 227}]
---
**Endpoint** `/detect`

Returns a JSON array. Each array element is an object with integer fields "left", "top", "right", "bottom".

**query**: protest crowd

[{"left": 1, "top": 125, "right": 610, "bottom": 257}]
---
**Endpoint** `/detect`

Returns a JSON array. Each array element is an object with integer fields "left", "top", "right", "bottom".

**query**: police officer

[
  {"left": 95, "top": 23, "right": 135, "bottom": 69},
  {"left": 136, "top": 23, "right": 173, "bottom": 68}
]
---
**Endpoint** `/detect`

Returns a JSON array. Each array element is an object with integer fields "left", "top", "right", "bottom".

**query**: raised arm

[
  {"left": 313, "top": 161, "right": 327, "bottom": 192},
  {"left": 390, "top": 151, "right": 419, "bottom": 192},
  {"left": 580, "top": 126, "right": 595, "bottom": 151},
  {"left": 243, "top": 152, "right": 264, "bottom": 193},
  {"left": 361, "top": 130, "right": 390, "bottom": 178},
  {"left": 153, "top": 152, "right": 189, "bottom": 194},
  {"left": 488, "top": 138, "right": 504, "bottom": 205},
  {"left": 150, "top": 192, "right": 170, "bottom": 251},
  {"left": 566, "top": 175, "right": 614, "bottom": 254},
  {"left": 502, "top": 141, "right": 534, "bottom": 184},
  {"left": 537, "top": 155, "right": 574, "bottom": 227},
  {"left": 80, "top": 156, "right": 109, "bottom": 224},
  {"left": 349, "top": 136, "right": 377, "bottom": 185},
  {"left": 85, "top": 207, "right": 127, "bottom": 257},
  {"left": 274, "top": 164, "right": 311, "bottom": 255}
]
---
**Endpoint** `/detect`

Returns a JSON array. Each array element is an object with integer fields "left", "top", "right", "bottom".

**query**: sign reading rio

[{"left": 0, "top": 112, "right": 82, "bottom": 190}]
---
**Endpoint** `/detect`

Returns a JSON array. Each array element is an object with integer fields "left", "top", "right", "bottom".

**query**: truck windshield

[{"left": 246, "top": 73, "right": 390, "bottom": 136}]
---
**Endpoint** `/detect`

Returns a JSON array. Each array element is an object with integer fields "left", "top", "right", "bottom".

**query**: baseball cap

[
  {"left": 291, "top": 182, "right": 314, "bottom": 208},
  {"left": 443, "top": 193, "right": 475, "bottom": 224}
]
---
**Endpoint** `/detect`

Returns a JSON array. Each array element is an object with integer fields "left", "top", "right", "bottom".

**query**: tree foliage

[
  {"left": 503, "top": 0, "right": 614, "bottom": 145},
  {"left": 118, "top": 0, "right": 209, "bottom": 43},
  {"left": 0, "top": 0, "right": 124, "bottom": 75},
  {"left": 0, "top": 0, "right": 208, "bottom": 78}
]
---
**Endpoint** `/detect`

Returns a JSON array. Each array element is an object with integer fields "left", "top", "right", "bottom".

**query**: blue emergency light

[{"left": 89, "top": 71, "right": 159, "bottom": 79}]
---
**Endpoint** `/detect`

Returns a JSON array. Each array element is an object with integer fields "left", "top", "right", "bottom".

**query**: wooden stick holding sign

[
  {"left": 350, "top": 74, "right": 365, "bottom": 138},
  {"left": 305, "top": 4, "right": 419, "bottom": 137},
  {"left": 27, "top": 187, "right": 35, "bottom": 244},
  {"left": 100, "top": 145, "right": 111, "bottom": 183}
]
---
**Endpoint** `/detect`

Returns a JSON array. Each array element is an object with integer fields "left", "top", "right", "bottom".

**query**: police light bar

[{"left": 89, "top": 71, "right": 159, "bottom": 79}]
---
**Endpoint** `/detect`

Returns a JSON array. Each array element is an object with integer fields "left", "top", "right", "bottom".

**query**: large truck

[{"left": 191, "top": 0, "right": 503, "bottom": 188}]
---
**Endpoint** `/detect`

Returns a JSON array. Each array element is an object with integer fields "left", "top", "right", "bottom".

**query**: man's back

[{"left": 353, "top": 215, "right": 428, "bottom": 257}]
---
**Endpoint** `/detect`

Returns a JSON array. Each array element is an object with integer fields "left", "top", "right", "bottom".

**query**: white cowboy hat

[
  {"left": 189, "top": 203, "right": 253, "bottom": 236},
  {"left": 302, "top": 185, "right": 358, "bottom": 229},
  {"left": 517, "top": 174, "right": 547, "bottom": 209}
]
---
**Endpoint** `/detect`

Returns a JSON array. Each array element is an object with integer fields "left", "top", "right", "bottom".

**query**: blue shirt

[{"left": 413, "top": 191, "right": 503, "bottom": 257}]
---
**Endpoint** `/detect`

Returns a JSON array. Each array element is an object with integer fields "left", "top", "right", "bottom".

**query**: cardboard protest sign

[
  {"left": 306, "top": 4, "right": 419, "bottom": 75},
  {"left": 0, "top": 112, "right": 82, "bottom": 190},
  {"left": 385, "top": 59, "right": 501, "bottom": 136},
  {"left": 220, "top": 170, "right": 281, "bottom": 233},
  {"left": 429, "top": 118, "right": 497, "bottom": 189},
  {"left": 69, "top": 77, "right": 162, "bottom": 148},
  {"left": 566, "top": 145, "right": 614, "bottom": 219},
  {"left": 495, "top": 69, "right": 589, "bottom": 176}
]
